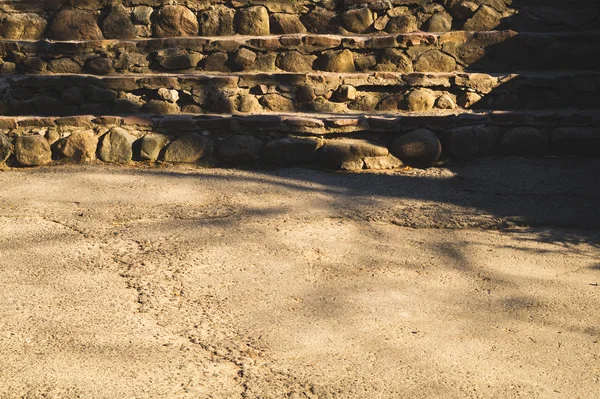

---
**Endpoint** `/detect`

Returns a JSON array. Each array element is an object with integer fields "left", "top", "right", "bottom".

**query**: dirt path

[{"left": 1, "top": 159, "right": 599, "bottom": 398}]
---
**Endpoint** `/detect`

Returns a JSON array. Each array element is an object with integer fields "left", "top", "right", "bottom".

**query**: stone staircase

[{"left": 0, "top": 0, "right": 598, "bottom": 169}]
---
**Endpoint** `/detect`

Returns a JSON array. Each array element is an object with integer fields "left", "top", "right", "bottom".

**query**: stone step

[
  {"left": 0, "top": 0, "right": 597, "bottom": 41},
  {"left": 1, "top": 110, "right": 598, "bottom": 169},
  {"left": 3, "top": 71, "right": 599, "bottom": 117},
  {"left": 2, "top": 31, "right": 598, "bottom": 76}
]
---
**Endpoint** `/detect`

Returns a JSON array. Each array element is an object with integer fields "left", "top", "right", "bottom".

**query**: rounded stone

[
  {"left": 406, "top": 89, "right": 436, "bottom": 112},
  {"left": 0, "top": 132, "right": 13, "bottom": 164},
  {"left": 49, "top": 10, "right": 103, "bottom": 40},
  {"left": 425, "top": 12, "right": 453, "bottom": 32},
  {"left": 217, "top": 135, "right": 263, "bottom": 165},
  {"left": 342, "top": 8, "right": 375, "bottom": 33},
  {"left": 270, "top": 13, "right": 307, "bottom": 34},
  {"left": 153, "top": 5, "right": 199, "bottom": 38},
  {"left": 390, "top": 129, "right": 442, "bottom": 168},
  {"left": 386, "top": 15, "right": 418, "bottom": 33},
  {"left": 319, "top": 50, "right": 355, "bottom": 72},
  {"left": 464, "top": 5, "right": 502, "bottom": 31},
  {"left": 163, "top": 134, "right": 213, "bottom": 163},
  {"left": 318, "top": 139, "right": 388, "bottom": 169},
  {"left": 263, "top": 138, "right": 322, "bottom": 166},
  {"left": 14, "top": 135, "right": 52, "bottom": 167},
  {"left": 102, "top": 5, "right": 135, "bottom": 39},
  {"left": 414, "top": 50, "right": 457, "bottom": 73},
  {"left": 56, "top": 130, "right": 98, "bottom": 163},
  {"left": 1, "top": 13, "right": 47, "bottom": 40},
  {"left": 139, "top": 133, "right": 169, "bottom": 161},
  {"left": 236, "top": 6, "right": 270, "bottom": 36},
  {"left": 199, "top": 8, "right": 235, "bottom": 36},
  {"left": 98, "top": 127, "right": 135, "bottom": 163},
  {"left": 276, "top": 51, "right": 316, "bottom": 72}
]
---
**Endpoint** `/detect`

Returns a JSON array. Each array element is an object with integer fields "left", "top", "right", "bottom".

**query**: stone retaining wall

[
  {"left": 1, "top": 111, "right": 598, "bottom": 169},
  {"left": 2, "top": 31, "right": 597, "bottom": 76},
  {"left": 1, "top": 0, "right": 597, "bottom": 41},
  {"left": 3, "top": 72, "right": 599, "bottom": 117}
]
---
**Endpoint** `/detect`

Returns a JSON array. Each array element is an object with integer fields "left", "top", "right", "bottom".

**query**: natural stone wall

[
  {"left": 0, "top": 0, "right": 597, "bottom": 41},
  {"left": 0, "top": 111, "right": 598, "bottom": 168},
  {"left": 2, "top": 72, "right": 599, "bottom": 117},
  {"left": 1, "top": 31, "right": 597, "bottom": 76}
]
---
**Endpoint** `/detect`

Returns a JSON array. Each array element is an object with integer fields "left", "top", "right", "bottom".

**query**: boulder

[
  {"left": 153, "top": 5, "right": 199, "bottom": 37},
  {"left": 318, "top": 139, "right": 388, "bottom": 169},
  {"left": 14, "top": 135, "right": 52, "bottom": 167},
  {"left": 342, "top": 8, "right": 375, "bottom": 33},
  {"left": 163, "top": 134, "right": 213, "bottom": 163},
  {"left": 199, "top": 8, "right": 235, "bottom": 36},
  {"left": 102, "top": 5, "right": 135, "bottom": 39},
  {"left": 386, "top": 15, "right": 418, "bottom": 33},
  {"left": 270, "top": 13, "right": 307, "bottom": 34},
  {"left": 1, "top": 13, "right": 47, "bottom": 40},
  {"left": 49, "top": 10, "right": 103, "bottom": 40},
  {"left": 319, "top": 50, "right": 355, "bottom": 72},
  {"left": 390, "top": 129, "right": 442, "bottom": 168},
  {"left": 56, "top": 130, "right": 98, "bottom": 162},
  {"left": 414, "top": 50, "right": 457, "bottom": 72},
  {"left": 0, "top": 132, "right": 13, "bottom": 164},
  {"left": 464, "top": 5, "right": 502, "bottom": 31},
  {"left": 406, "top": 89, "right": 436, "bottom": 112},
  {"left": 98, "top": 127, "right": 135, "bottom": 163},
  {"left": 139, "top": 133, "right": 169, "bottom": 161},
  {"left": 236, "top": 6, "right": 270, "bottom": 35},
  {"left": 276, "top": 51, "right": 316, "bottom": 72}
]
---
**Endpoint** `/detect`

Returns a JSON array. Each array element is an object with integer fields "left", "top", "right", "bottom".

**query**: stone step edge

[
  {"left": 1, "top": 111, "right": 598, "bottom": 170},
  {"left": 2, "top": 110, "right": 598, "bottom": 133},
  {"left": 5, "top": 30, "right": 600, "bottom": 45},
  {"left": 2, "top": 30, "right": 598, "bottom": 76}
]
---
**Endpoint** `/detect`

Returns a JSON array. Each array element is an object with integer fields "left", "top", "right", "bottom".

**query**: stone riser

[
  {"left": 1, "top": 111, "right": 598, "bottom": 169},
  {"left": 3, "top": 72, "right": 599, "bottom": 117},
  {"left": 2, "top": 31, "right": 598, "bottom": 76},
  {"left": 1, "top": 1, "right": 598, "bottom": 42}
]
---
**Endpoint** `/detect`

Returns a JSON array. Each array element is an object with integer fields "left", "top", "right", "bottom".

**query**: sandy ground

[{"left": 0, "top": 159, "right": 599, "bottom": 399}]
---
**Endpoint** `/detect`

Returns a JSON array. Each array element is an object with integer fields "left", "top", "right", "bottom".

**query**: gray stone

[
  {"left": 1, "top": 13, "right": 47, "bottom": 40},
  {"left": 49, "top": 10, "right": 103, "bottom": 40},
  {"left": 386, "top": 15, "right": 418, "bottom": 33},
  {"left": 163, "top": 134, "right": 213, "bottom": 163},
  {"left": 232, "top": 48, "right": 257, "bottom": 70},
  {"left": 414, "top": 50, "right": 457, "bottom": 73},
  {"left": 0, "top": 132, "right": 13, "bottom": 164},
  {"left": 56, "top": 130, "right": 98, "bottom": 162},
  {"left": 153, "top": 5, "right": 199, "bottom": 38},
  {"left": 276, "top": 51, "right": 316, "bottom": 72},
  {"left": 142, "top": 100, "right": 180, "bottom": 115},
  {"left": 199, "top": 8, "right": 235, "bottom": 36},
  {"left": 236, "top": 6, "right": 270, "bottom": 36},
  {"left": 464, "top": 5, "right": 502, "bottom": 31},
  {"left": 425, "top": 12, "right": 453, "bottom": 32},
  {"left": 14, "top": 135, "right": 52, "bottom": 167},
  {"left": 218, "top": 135, "right": 263, "bottom": 164},
  {"left": 86, "top": 57, "right": 115, "bottom": 75},
  {"left": 133, "top": 6, "right": 153, "bottom": 25},
  {"left": 319, "top": 50, "right": 355, "bottom": 72},
  {"left": 263, "top": 138, "right": 322, "bottom": 165},
  {"left": 390, "top": 129, "right": 442, "bottom": 168},
  {"left": 49, "top": 58, "right": 81, "bottom": 74},
  {"left": 270, "top": 13, "right": 307, "bottom": 34},
  {"left": 102, "top": 5, "right": 135, "bottom": 39},
  {"left": 139, "top": 133, "right": 169, "bottom": 161},
  {"left": 342, "top": 8, "right": 375, "bottom": 33},
  {"left": 156, "top": 49, "right": 203, "bottom": 70},
  {"left": 406, "top": 89, "right": 436, "bottom": 112},
  {"left": 98, "top": 127, "right": 135, "bottom": 163},
  {"left": 318, "top": 139, "right": 389, "bottom": 169}
]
